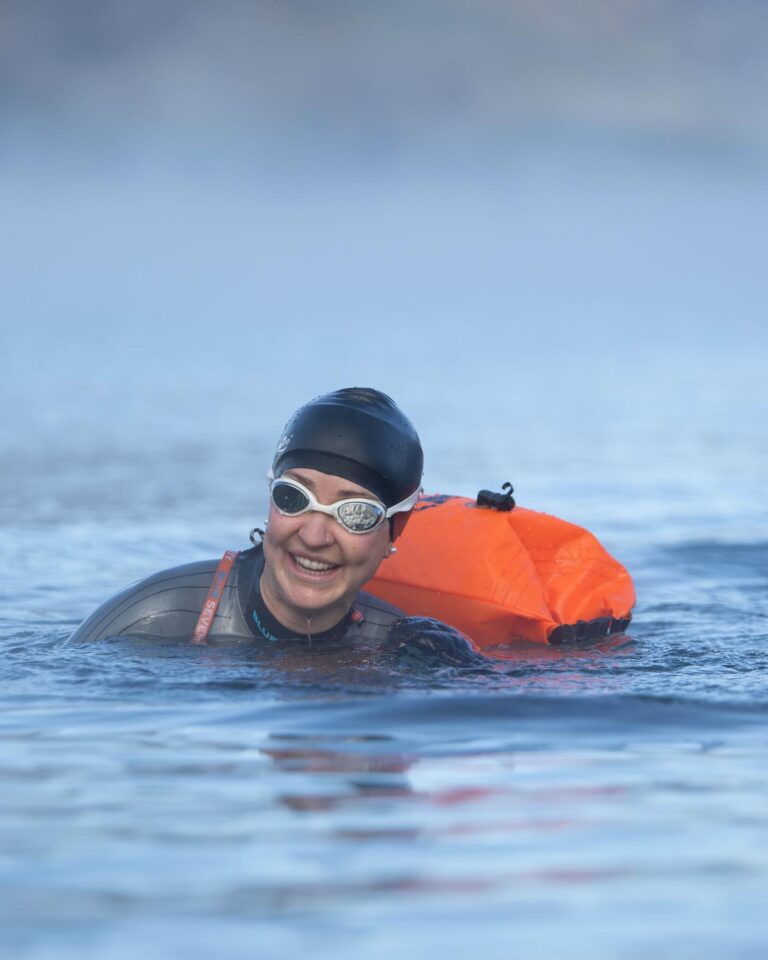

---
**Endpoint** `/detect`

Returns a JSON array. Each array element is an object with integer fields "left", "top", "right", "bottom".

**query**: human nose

[{"left": 296, "top": 509, "right": 335, "bottom": 549}]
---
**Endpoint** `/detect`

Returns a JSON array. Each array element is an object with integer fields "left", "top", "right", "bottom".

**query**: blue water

[{"left": 2, "top": 348, "right": 767, "bottom": 960}]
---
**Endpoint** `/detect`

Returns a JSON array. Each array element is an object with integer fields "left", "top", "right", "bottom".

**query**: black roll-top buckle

[{"left": 476, "top": 482, "right": 516, "bottom": 512}]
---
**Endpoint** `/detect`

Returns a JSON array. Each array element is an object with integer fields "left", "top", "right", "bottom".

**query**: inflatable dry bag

[{"left": 367, "top": 488, "right": 635, "bottom": 649}]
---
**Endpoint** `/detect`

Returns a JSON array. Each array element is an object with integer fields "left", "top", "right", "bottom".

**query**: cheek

[
  {"left": 263, "top": 506, "right": 295, "bottom": 552},
  {"left": 346, "top": 529, "right": 390, "bottom": 573}
]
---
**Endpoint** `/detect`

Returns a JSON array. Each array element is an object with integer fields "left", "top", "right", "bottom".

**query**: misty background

[{"left": 2, "top": 0, "right": 766, "bottom": 546}]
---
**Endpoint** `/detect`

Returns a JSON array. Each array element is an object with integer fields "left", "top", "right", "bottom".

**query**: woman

[{"left": 70, "top": 388, "right": 484, "bottom": 666}]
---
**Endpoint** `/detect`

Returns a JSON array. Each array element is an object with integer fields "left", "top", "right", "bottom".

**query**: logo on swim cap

[{"left": 275, "top": 433, "right": 292, "bottom": 455}]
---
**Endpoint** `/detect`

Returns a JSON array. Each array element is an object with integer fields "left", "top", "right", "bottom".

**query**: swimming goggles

[{"left": 268, "top": 476, "right": 420, "bottom": 534}]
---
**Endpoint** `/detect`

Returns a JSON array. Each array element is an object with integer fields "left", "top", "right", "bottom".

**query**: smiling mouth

[{"left": 292, "top": 554, "right": 339, "bottom": 574}]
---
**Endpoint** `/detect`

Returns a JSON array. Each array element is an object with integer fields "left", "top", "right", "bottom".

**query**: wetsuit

[{"left": 69, "top": 546, "right": 489, "bottom": 670}]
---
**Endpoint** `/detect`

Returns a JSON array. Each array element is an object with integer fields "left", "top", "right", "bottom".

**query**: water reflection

[{"left": 259, "top": 733, "right": 627, "bottom": 856}]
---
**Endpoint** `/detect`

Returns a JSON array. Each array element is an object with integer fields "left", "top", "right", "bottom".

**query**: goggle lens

[
  {"left": 337, "top": 500, "right": 385, "bottom": 532},
  {"left": 271, "top": 482, "right": 311, "bottom": 515}
]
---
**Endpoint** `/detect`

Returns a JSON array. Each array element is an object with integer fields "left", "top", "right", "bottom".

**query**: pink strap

[{"left": 190, "top": 550, "right": 240, "bottom": 645}]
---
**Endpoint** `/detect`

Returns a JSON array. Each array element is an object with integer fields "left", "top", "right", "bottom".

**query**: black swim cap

[{"left": 272, "top": 387, "right": 423, "bottom": 507}]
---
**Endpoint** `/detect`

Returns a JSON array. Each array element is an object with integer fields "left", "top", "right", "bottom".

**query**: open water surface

[{"left": 2, "top": 354, "right": 767, "bottom": 960}]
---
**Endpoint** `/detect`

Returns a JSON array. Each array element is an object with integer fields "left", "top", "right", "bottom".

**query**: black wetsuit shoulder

[{"left": 69, "top": 552, "right": 255, "bottom": 643}]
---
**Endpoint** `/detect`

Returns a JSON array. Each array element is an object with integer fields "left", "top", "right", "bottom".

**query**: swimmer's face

[{"left": 260, "top": 467, "right": 392, "bottom": 633}]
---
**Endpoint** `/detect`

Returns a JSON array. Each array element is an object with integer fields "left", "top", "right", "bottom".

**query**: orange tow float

[{"left": 367, "top": 485, "right": 635, "bottom": 651}]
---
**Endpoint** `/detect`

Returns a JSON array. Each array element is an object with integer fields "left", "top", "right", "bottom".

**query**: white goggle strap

[{"left": 384, "top": 487, "right": 422, "bottom": 518}]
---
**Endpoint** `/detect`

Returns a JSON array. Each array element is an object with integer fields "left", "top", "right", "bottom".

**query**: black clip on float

[{"left": 476, "top": 482, "right": 516, "bottom": 512}]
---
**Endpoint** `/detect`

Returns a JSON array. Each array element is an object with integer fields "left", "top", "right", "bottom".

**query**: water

[{"left": 2, "top": 347, "right": 767, "bottom": 960}]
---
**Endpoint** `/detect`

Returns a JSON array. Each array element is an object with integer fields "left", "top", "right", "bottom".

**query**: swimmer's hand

[{"left": 380, "top": 617, "right": 491, "bottom": 672}]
